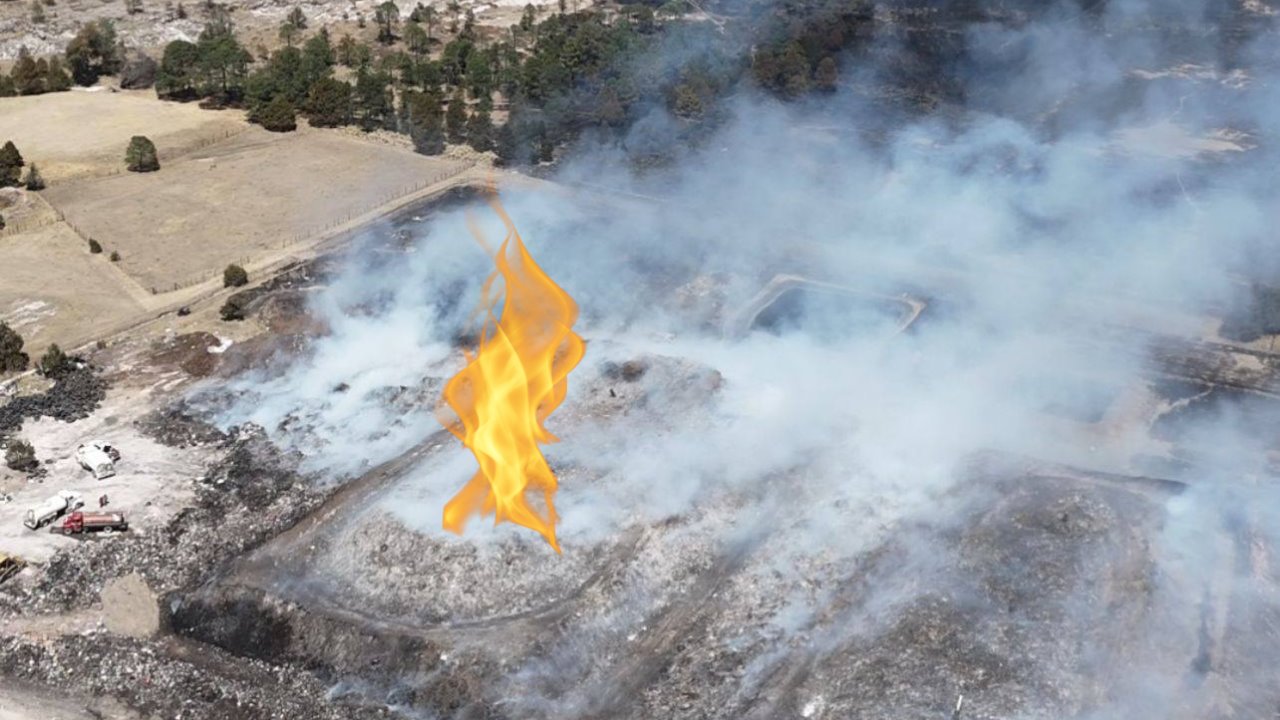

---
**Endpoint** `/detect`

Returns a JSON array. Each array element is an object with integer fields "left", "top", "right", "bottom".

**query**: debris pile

[
  {"left": 0, "top": 632, "right": 394, "bottom": 720},
  {"left": 135, "top": 400, "right": 229, "bottom": 449},
  {"left": 0, "top": 368, "right": 107, "bottom": 440}
]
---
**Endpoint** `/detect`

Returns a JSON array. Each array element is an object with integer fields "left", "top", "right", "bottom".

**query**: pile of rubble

[
  {"left": 0, "top": 367, "right": 107, "bottom": 440},
  {"left": 134, "top": 400, "right": 230, "bottom": 449},
  {"left": 0, "top": 632, "right": 395, "bottom": 720}
]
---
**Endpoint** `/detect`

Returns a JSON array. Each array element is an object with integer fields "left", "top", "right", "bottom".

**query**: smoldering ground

[{"left": 201, "top": 0, "right": 1280, "bottom": 716}]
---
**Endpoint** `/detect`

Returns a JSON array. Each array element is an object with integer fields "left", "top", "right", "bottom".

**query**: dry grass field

[
  {"left": 0, "top": 222, "right": 147, "bottom": 353},
  {"left": 0, "top": 90, "right": 477, "bottom": 352},
  {"left": 43, "top": 126, "right": 471, "bottom": 292},
  {"left": 0, "top": 89, "right": 247, "bottom": 184}
]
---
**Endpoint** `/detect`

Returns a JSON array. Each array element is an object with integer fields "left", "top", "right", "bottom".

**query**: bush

[
  {"left": 37, "top": 343, "right": 71, "bottom": 378},
  {"left": 220, "top": 295, "right": 248, "bottom": 321},
  {"left": 125, "top": 135, "right": 159, "bottom": 172},
  {"left": 223, "top": 263, "right": 248, "bottom": 288},
  {"left": 257, "top": 96, "right": 297, "bottom": 132},
  {"left": 4, "top": 439, "right": 37, "bottom": 472},
  {"left": 0, "top": 213, "right": 5, "bottom": 231},
  {"left": 23, "top": 163, "right": 45, "bottom": 191},
  {"left": 0, "top": 322, "right": 29, "bottom": 372},
  {"left": 109, "top": 250, "right": 121, "bottom": 262},
  {"left": 88, "top": 238, "right": 102, "bottom": 253}
]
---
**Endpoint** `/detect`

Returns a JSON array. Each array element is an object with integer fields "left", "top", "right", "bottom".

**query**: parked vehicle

[
  {"left": 0, "top": 553, "right": 24, "bottom": 584},
  {"left": 50, "top": 511, "right": 129, "bottom": 535},
  {"left": 75, "top": 443, "right": 118, "bottom": 480},
  {"left": 23, "top": 490, "right": 83, "bottom": 530}
]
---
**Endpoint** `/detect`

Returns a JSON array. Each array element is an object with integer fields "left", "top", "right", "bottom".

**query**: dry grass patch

[
  {"left": 43, "top": 127, "right": 470, "bottom": 293},
  {"left": 0, "top": 223, "right": 147, "bottom": 351},
  {"left": 0, "top": 89, "right": 246, "bottom": 183}
]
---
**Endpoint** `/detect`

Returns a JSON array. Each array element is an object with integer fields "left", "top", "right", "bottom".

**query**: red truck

[{"left": 49, "top": 511, "right": 129, "bottom": 536}]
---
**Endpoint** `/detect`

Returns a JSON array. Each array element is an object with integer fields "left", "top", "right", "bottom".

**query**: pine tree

[
  {"left": 257, "top": 95, "right": 297, "bottom": 132},
  {"left": 0, "top": 322, "right": 29, "bottom": 372},
  {"left": 37, "top": 344, "right": 70, "bottom": 378},
  {"left": 45, "top": 57, "right": 72, "bottom": 91},
  {"left": 465, "top": 109, "right": 493, "bottom": 151},
  {"left": 307, "top": 78, "right": 352, "bottom": 127},
  {"left": 445, "top": 90, "right": 467, "bottom": 143},
  {"left": 125, "top": 135, "right": 159, "bottom": 172},
  {"left": 375, "top": 0, "right": 400, "bottom": 44},
  {"left": 11, "top": 48, "right": 45, "bottom": 95},
  {"left": 0, "top": 141, "right": 25, "bottom": 187}
]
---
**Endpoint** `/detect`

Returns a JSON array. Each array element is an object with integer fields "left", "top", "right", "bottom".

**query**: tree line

[{"left": 0, "top": 0, "right": 878, "bottom": 165}]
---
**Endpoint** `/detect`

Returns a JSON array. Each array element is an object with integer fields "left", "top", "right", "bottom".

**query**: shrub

[
  {"left": 0, "top": 322, "right": 29, "bottom": 372},
  {"left": 220, "top": 295, "right": 248, "bottom": 321},
  {"left": 223, "top": 263, "right": 248, "bottom": 288},
  {"left": 88, "top": 238, "right": 102, "bottom": 253},
  {"left": 0, "top": 213, "right": 5, "bottom": 231},
  {"left": 125, "top": 135, "right": 159, "bottom": 172},
  {"left": 257, "top": 96, "right": 297, "bottom": 132},
  {"left": 109, "top": 250, "right": 121, "bottom": 262},
  {"left": 4, "top": 439, "right": 37, "bottom": 472},
  {"left": 37, "top": 343, "right": 71, "bottom": 378},
  {"left": 23, "top": 163, "right": 45, "bottom": 191}
]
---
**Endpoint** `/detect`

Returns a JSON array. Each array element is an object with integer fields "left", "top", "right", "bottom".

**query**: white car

[{"left": 75, "top": 443, "right": 118, "bottom": 480}]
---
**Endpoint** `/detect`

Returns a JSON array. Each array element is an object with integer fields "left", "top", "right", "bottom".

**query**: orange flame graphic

[{"left": 438, "top": 193, "right": 585, "bottom": 552}]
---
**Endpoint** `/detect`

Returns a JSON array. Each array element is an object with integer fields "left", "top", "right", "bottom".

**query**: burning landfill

[{"left": 3, "top": 0, "right": 1280, "bottom": 719}]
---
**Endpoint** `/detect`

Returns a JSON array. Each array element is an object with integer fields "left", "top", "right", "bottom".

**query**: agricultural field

[
  {"left": 43, "top": 125, "right": 471, "bottom": 292},
  {"left": 0, "top": 89, "right": 245, "bottom": 184}
]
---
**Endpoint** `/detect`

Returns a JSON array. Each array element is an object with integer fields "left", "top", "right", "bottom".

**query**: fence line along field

[{"left": 42, "top": 127, "right": 472, "bottom": 293}]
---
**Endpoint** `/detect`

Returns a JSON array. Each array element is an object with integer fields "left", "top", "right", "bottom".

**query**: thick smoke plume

[{"left": 212, "top": 0, "right": 1280, "bottom": 715}]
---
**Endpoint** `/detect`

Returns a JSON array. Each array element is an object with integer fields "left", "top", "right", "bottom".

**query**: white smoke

[{"left": 207, "top": 0, "right": 1280, "bottom": 715}]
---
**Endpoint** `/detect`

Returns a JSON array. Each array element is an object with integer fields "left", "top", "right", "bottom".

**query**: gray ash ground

[{"left": 0, "top": 633, "right": 395, "bottom": 720}]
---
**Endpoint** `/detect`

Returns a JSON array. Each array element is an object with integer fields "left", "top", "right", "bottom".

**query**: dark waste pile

[{"left": 0, "top": 367, "right": 107, "bottom": 440}]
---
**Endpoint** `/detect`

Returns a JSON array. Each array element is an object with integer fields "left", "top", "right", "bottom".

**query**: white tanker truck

[{"left": 23, "top": 490, "right": 84, "bottom": 530}]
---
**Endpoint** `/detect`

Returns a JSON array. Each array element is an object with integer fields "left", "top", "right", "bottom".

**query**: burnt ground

[
  {"left": 4, "top": 182, "right": 1280, "bottom": 718},
  {"left": 5, "top": 6, "right": 1280, "bottom": 719}
]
